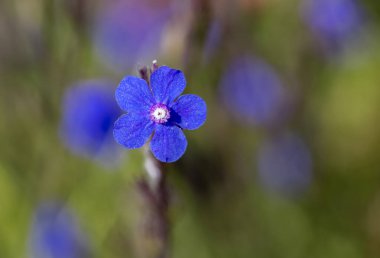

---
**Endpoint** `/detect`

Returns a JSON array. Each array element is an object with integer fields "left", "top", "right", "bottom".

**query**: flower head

[
  {"left": 113, "top": 66, "right": 207, "bottom": 163},
  {"left": 92, "top": 0, "right": 174, "bottom": 71},
  {"left": 28, "top": 202, "right": 90, "bottom": 258},
  {"left": 60, "top": 80, "right": 121, "bottom": 162},
  {"left": 220, "top": 55, "right": 286, "bottom": 126},
  {"left": 301, "top": 0, "right": 363, "bottom": 51}
]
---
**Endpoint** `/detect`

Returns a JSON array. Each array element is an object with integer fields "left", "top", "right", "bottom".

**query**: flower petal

[
  {"left": 150, "top": 66, "right": 186, "bottom": 104},
  {"left": 113, "top": 114, "right": 155, "bottom": 149},
  {"left": 170, "top": 94, "right": 207, "bottom": 130},
  {"left": 150, "top": 124, "right": 187, "bottom": 163},
  {"left": 115, "top": 76, "right": 155, "bottom": 113}
]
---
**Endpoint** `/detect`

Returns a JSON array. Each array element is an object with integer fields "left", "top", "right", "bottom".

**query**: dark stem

[
  {"left": 139, "top": 66, "right": 149, "bottom": 83},
  {"left": 137, "top": 172, "right": 170, "bottom": 257}
]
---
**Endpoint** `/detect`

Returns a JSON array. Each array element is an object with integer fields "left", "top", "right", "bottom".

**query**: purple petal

[
  {"left": 170, "top": 94, "right": 207, "bottom": 130},
  {"left": 113, "top": 114, "right": 155, "bottom": 149},
  {"left": 150, "top": 124, "right": 187, "bottom": 163},
  {"left": 150, "top": 66, "right": 186, "bottom": 104},
  {"left": 115, "top": 76, "right": 154, "bottom": 113}
]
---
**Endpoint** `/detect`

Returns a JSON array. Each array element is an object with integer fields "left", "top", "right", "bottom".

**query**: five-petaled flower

[{"left": 113, "top": 66, "right": 207, "bottom": 163}]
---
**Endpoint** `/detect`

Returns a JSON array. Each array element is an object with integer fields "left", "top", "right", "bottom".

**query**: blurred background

[{"left": 1, "top": 0, "right": 380, "bottom": 257}]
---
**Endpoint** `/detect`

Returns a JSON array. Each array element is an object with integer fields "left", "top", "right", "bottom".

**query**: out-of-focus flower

[
  {"left": 60, "top": 80, "right": 121, "bottom": 163},
  {"left": 220, "top": 55, "right": 286, "bottom": 126},
  {"left": 113, "top": 66, "right": 207, "bottom": 163},
  {"left": 92, "top": 0, "right": 175, "bottom": 71},
  {"left": 257, "top": 133, "right": 313, "bottom": 197},
  {"left": 202, "top": 19, "right": 223, "bottom": 63},
  {"left": 28, "top": 202, "right": 90, "bottom": 258},
  {"left": 301, "top": 0, "right": 363, "bottom": 51}
]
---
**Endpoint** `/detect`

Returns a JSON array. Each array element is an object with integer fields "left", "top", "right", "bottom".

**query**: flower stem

[
  {"left": 136, "top": 61, "right": 170, "bottom": 258},
  {"left": 137, "top": 147, "right": 170, "bottom": 258}
]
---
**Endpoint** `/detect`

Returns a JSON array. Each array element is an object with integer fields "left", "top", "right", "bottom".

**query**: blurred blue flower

[
  {"left": 28, "top": 202, "right": 90, "bottom": 258},
  {"left": 257, "top": 133, "right": 313, "bottom": 197},
  {"left": 93, "top": 0, "right": 174, "bottom": 71},
  {"left": 60, "top": 80, "right": 121, "bottom": 162},
  {"left": 113, "top": 66, "right": 207, "bottom": 163},
  {"left": 220, "top": 56, "right": 286, "bottom": 126},
  {"left": 301, "top": 0, "right": 363, "bottom": 51},
  {"left": 202, "top": 20, "right": 223, "bottom": 63}
]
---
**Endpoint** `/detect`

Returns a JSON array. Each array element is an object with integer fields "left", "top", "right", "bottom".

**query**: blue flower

[
  {"left": 60, "top": 80, "right": 121, "bottom": 162},
  {"left": 113, "top": 66, "right": 207, "bottom": 163},
  {"left": 28, "top": 202, "right": 90, "bottom": 258},
  {"left": 257, "top": 133, "right": 313, "bottom": 197},
  {"left": 92, "top": 0, "right": 174, "bottom": 71},
  {"left": 220, "top": 55, "right": 286, "bottom": 126},
  {"left": 301, "top": 0, "right": 363, "bottom": 51}
]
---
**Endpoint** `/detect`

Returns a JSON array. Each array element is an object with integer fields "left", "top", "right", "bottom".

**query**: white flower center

[
  {"left": 153, "top": 107, "right": 167, "bottom": 120},
  {"left": 150, "top": 104, "right": 170, "bottom": 123}
]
